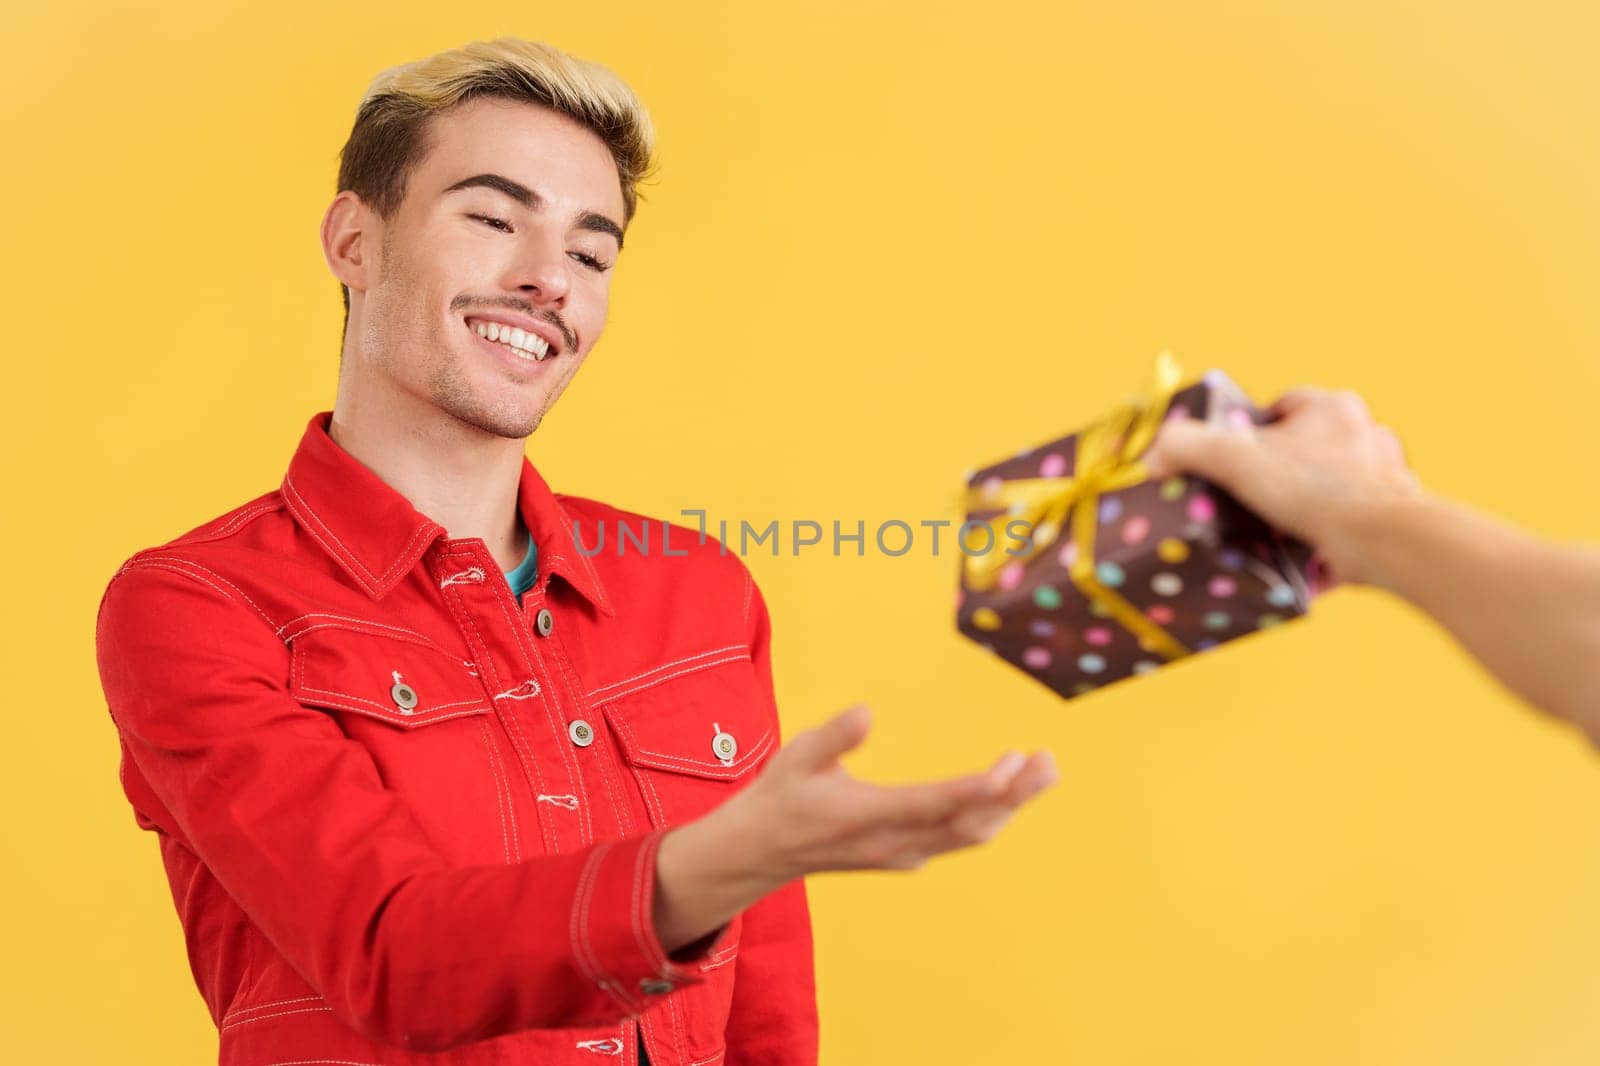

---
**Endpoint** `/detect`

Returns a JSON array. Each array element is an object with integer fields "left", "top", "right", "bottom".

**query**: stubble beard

[
  {"left": 425, "top": 343, "right": 547, "bottom": 441},
  {"left": 369, "top": 240, "right": 550, "bottom": 440}
]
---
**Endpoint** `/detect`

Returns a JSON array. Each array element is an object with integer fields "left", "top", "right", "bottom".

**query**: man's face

[{"left": 348, "top": 96, "right": 627, "bottom": 438}]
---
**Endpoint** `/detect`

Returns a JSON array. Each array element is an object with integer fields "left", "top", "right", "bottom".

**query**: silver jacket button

[
  {"left": 568, "top": 719, "right": 595, "bottom": 747},
  {"left": 712, "top": 731, "right": 738, "bottom": 763},
  {"left": 535, "top": 608, "right": 554, "bottom": 637},
  {"left": 390, "top": 674, "right": 419, "bottom": 713}
]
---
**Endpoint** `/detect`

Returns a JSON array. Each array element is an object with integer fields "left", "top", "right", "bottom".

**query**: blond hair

[{"left": 334, "top": 37, "right": 657, "bottom": 319}]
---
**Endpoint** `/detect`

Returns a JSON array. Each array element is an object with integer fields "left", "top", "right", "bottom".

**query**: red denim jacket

[{"left": 93, "top": 411, "right": 818, "bottom": 1065}]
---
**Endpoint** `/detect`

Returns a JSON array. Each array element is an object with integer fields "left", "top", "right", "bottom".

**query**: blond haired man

[{"left": 94, "top": 38, "right": 1057, "bottom": 1065}]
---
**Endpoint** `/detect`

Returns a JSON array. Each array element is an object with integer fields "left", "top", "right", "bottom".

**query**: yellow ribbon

[{"left": 961, "top": 351, "right": 1191, "bottom": 661}]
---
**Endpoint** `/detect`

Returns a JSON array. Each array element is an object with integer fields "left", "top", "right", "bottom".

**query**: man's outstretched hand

[{"left": 654, "top": 705, "right": 1057, "bottom": 953}]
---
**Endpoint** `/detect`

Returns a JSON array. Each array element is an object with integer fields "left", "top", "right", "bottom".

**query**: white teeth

[{"left": 469, "top": 318, "right": 552, "bottom": 361}]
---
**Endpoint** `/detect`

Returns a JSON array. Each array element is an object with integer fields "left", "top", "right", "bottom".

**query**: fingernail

[{"left": 994, "top": 751, "right": 1025, "bottom": 777}]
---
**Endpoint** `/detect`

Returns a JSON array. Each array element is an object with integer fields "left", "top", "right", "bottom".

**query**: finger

[
  {"left": 1265, "top": 386, "right": 1326, "bottom": 420},
  {"left": 982, "top": 750, "right": 1028, "bottom": 793},
  {"left": 1375, "top": 424, "right": 1406, "bottom": 465},
  {"left": 890, "top": 759, "right": 1060, "bottom": 860},
  {"left": 1305, "top": 550, "right": 1345, "bottom": 595},
  {"left": 912, "top": 752, "right": 1059, "bottom": 833},
  {"left": 782, "top": 704, "right": 872, "bottom": 774},
  {"left": 1011, "top": 750, "right": 1059, "bottom": 798},
  {"left": 980, "top": 751, "right": 1058, "bottom": 809},
  {"left": 1141, "top": 418, "right": 1261, "bottom": 488},
  {"left": 936, "top": 748, "right": 1048, "bottom": 804},
  {"left": 939, "top": 763, "right": 1059, "bottom": 850},
  {"left": 1331, "top": 389, "right": 1372, "bottom": 423},
  {"left": 852, "top": 749, "right": 1031, "bottom": 829},
  {"left": 863, "top": 773, "right": 1005, "bottom": 828},
  {"left": 935, "top": 806, "right": 1018, "bottom": 851}
]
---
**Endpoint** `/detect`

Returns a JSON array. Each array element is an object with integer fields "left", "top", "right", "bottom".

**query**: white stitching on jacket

[
  {"left": 607, "top": 710, "right": 774, "bottom": 778},
  {"left": 585, "top": 645, "right": 750, "bottom": 702},
  {"left": 547, "top": 633, "right": 640, "bottom": 887},
  {"left": 586, "top": 653, "right": 754, "bottom": 708},
  {"left": 493, "top": 678, "right": 542, "bottom": 701},
  {"left": 276, "top": 613, "right": 453, "bottom": 652},
  {"left": 576, "top": 1038, "right": 624, "bottom": 1055},
  {"left": 292, "top": 684, "right": 487, "bottom": 716},
  {"left": 443, "top": 561, "right": 560, "bottom": 854},
  {"left": 477, "top": 568, "right": 568, "bottom": 845},
  {"left": 127, "top": 558, "right": 280, "bottom": 630},
  {"left": 477, "top": 719, "right": 514, "bottom": 864},
  {"left": 219, "top": 1004, "right": 334, "bottom": 1031},
  {"left": 283, "top": 473, "right": 437, "bottom": 591},
  {"left": 439, "top": 566, "right": 487, "bottom": 588},
  {"left": 482, "top": 581, "right": 592, "bottom": 846},
  {"left": 198, "top": 499, "right": 281, "bottom": 544},
  {"left": 632, "top": 729, "right": 774, "bottom": 773},
  {"left": 219, "top": 994, "right": 324, "bottom": 1024},
  {"left": 572, "top": 842, "right": 638, "bottom": 1014}
]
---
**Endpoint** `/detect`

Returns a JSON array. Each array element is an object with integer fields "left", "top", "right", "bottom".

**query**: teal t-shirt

[{"left": 504, "top": 531, "right": 538, "bottom": 604}]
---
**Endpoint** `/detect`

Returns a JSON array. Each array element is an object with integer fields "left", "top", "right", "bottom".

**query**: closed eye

[{"left": 467, "top": 214, "right": 612, "bottom": 272}]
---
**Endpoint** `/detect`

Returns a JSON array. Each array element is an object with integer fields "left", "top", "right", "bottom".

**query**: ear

[{"left": 321, "top": 190, "right": 371, "bottom": 296}]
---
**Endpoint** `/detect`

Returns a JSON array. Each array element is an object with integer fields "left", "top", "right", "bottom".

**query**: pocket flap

[
  {"left": 598, "top": 649, "right": 775, "bottom": 781},
  {"left": 287, "top": 621, "right": 490, "bottom": 729}
]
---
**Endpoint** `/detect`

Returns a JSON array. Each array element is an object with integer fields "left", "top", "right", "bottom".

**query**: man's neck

[{"left": 325, "top": 392, "right": 530, "bottom": 573}]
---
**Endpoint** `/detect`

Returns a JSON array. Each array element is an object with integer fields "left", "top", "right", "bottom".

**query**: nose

[{"left": 503, "top": 231, "right": 571, "bottom": 306}]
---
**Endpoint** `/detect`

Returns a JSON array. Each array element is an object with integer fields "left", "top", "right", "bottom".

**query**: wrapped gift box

[{"left": 955, "top": 360, "right": 1321, "bottom": 700}]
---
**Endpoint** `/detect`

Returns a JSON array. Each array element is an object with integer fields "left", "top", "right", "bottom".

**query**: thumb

[
  {"left": 1141, "top": 418, "right": 1262, "bottom": 493},
  {"left": 782, "top": 704, "right": 873, "bottom": 774}
]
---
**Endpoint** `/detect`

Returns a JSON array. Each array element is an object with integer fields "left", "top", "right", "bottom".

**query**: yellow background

[{"left": 5, "top": 1, "right": 1600, "bottom": 1062}]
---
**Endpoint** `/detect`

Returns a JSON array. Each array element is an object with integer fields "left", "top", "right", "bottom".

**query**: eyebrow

[{"left": 442, "top": 172, "right": 625, "bottom": 250}]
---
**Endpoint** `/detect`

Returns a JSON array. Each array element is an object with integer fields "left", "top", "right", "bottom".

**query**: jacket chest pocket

[
  {"left": 286, "top": 622, "right": 516, "bottom": 865},
  {"left": 595, "top": 649, "right": 776, "bottom": 831}
]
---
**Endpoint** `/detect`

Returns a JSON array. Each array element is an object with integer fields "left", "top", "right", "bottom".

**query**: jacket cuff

[{"left": 570, "top": 829, "right": 731, "bottom": 1015}]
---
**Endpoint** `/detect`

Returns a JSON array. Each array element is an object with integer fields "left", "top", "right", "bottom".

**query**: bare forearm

[
  {"left": 653, "top": 801, "right": 786, "bottom": 954},
  {"left": 1345, "top": 492, "right": 1600, "bottom": 732}
]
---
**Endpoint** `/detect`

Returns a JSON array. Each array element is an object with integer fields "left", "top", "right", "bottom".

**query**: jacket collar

[{"left": 280, "top": 410, "right": 614, "bottom": 616}]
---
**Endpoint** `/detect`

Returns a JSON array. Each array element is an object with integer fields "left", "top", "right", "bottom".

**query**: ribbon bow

[{"left": 960, "top": 351, "right": 1191, "bottom": 661}]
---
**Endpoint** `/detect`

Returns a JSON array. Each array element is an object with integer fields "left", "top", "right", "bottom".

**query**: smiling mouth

[{"left": 465, "top": 317, "right": 556, "bottom": 361}]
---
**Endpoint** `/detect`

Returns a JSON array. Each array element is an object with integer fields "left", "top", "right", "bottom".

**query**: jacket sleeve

[
  {"left": 94, "top": 558, "right": 727, "bottom": 1052},
  {"left": 723, "top": 574, "right": 820, "bottom": 1064}
]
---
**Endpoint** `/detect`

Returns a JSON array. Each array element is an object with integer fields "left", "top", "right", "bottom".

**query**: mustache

[{"left": 453, "top": 297, "right": 576, "bottom": 352}]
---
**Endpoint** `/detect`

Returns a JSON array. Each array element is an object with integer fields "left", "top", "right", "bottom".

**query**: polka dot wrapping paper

[{"left": 955, "top": 368, "right": 1324, "bottom": 701}]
